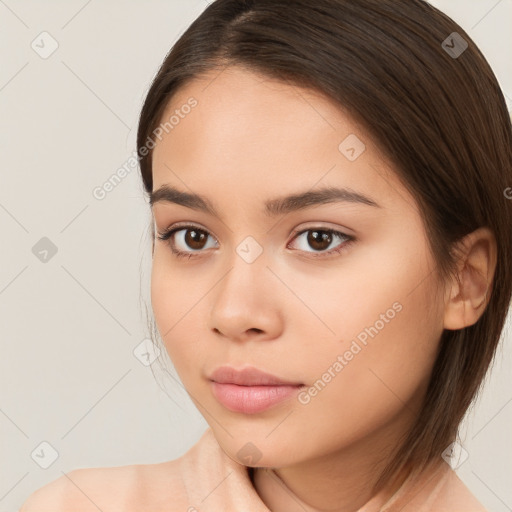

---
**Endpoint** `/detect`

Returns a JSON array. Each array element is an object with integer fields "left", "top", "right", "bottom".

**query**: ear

[{"left": 443, "top": 227, "right": 497, "bottom": 330}]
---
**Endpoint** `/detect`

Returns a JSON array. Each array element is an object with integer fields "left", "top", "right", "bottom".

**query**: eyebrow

[{"left": 149, "top": 184, "right": 382, "bottom": 218}]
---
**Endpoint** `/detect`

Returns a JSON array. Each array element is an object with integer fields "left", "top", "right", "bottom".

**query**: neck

[{"left": 252, "top": 412, "right": 416, "bottom": 512}]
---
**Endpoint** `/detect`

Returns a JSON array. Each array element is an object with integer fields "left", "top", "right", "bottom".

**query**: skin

[{"left": 150, "top": 65, "right": 496, "bottom": 512}]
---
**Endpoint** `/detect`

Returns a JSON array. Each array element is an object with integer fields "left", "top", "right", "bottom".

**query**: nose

[{"left": 208, "top": 247, "right": 283, "bottom": 343}]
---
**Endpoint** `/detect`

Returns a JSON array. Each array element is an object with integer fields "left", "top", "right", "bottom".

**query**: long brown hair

[{"left": 136, "top": 0, "right": 512, "bottom": 494}]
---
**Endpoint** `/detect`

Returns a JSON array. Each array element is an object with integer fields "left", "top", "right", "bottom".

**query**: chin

[{"left": 211, "top": 426, "right": 305, "bottom": 468}]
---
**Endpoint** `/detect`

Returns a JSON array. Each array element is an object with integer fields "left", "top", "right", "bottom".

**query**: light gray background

[{"left": 1, "top": 1, "right": 511, "bottom": 511}]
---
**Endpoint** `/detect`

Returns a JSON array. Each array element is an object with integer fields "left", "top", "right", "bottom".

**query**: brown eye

[
  {"left": 157, "top": 224, "right": 354, "bottom": 260},
  {"left": 183, "top": 228, "right": 209, "bottom": 250},
  {"left": 157, "top": 224, "right": 218, "bottom": 258},
  {"left": 288, "top": 228, "right": 354, "bottom": 258},
  {"left": 307, "top": 230, "right": 333, "bottom": 251}
]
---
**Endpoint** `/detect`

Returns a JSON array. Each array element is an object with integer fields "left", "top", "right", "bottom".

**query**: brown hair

[{"left": 136, "top": 0, "right": 512, "bottom": 494}]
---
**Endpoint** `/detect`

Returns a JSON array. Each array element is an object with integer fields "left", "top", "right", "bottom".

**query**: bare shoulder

[
  {"left": 433, "top": 468, "right": 489, "bottom": 512},
  {"left": 19, "top": 459, "right": 186, "bottom": 512}
]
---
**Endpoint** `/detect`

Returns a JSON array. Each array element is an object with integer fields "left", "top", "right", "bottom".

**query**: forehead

[{"left": 150, "top": 65, "right": 414, "bottom": 215}]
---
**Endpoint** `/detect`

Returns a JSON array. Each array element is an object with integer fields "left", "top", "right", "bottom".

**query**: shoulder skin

[{"left": 18, "top": 459, "right": 186, "bottom": 512}]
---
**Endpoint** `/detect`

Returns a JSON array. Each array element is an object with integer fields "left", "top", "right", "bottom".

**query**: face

[{"left": 150, "top": 65, "right": 446, "bottom": 468}]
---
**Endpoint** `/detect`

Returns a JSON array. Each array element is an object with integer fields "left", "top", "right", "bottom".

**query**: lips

[
  {"left": 208, "top": 365, "right": 303, "bottom": 386},
  {"left": 208, "top": 365, "right": 304, "bottom": 414}
]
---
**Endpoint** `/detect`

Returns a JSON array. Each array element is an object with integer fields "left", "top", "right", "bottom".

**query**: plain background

[{"left": 1, "top": 1, "right": 511, "bottom": 511}]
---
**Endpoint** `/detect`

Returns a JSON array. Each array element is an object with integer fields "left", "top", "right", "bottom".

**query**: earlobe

[{"left": 443, "top": 227, "right": 497, "bottom": 331}]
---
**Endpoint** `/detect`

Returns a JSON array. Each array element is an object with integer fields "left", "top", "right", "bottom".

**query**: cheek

[
  {"left": 291, "top": 245, "right": 443, "bottom": 443},
  {"left": 150, "top": 257, "right": 199, "bottom": 372}
]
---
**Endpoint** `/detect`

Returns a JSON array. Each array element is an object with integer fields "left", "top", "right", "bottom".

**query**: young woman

[{"left": 20, "top": 0, "right": 511, "bottom": 510}]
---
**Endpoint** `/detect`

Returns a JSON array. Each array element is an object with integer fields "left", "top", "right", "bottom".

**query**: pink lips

[{"left": 208, "top": 366, "right": 303, "bottom": 414}]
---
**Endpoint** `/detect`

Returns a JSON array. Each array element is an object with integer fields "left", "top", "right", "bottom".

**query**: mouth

[
  {"left": 209, "top": 365, "right": 303, "bottom": 386},
  {"left": 208, "top": 365, "right": 304, "bottom": 414}
]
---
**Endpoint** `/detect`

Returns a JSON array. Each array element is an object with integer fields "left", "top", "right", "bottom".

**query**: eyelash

[{"left": 156, "top": 223, "right": 355, "bottom": 260}]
